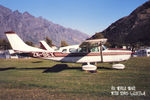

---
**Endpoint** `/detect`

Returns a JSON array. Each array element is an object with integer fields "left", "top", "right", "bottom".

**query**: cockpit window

[
  {"left": 78, "top": 45, "right": 107, "bottom": 53},
  {"left": 89, "top": 47, "right": 99, "bottom": 52},
  {"left": 102, "top": 45, "right": 107, "bottom": 50},
  {"left": 78, "top": 47, "right": 87, "bottom": 53}
]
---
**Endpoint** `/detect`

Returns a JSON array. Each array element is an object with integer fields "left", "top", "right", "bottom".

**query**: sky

[{"left": 0, "top": 0, "right": 148, "bottom": 36}]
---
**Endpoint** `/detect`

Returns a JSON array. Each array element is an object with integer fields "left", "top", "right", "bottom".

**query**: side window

[
  {"left": 69, "top": 48, "right": 77, "bottom": 53},
  {"left": 62, "top": 49, "right": 67, "bottom": 53}
]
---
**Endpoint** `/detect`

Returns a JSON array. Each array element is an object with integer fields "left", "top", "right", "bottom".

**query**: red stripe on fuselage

[
  {"left": 13, "top": 50, "right": 131, "bottom": 58},
  {"left": 53, "top": 52, "right": 131, "bottom": 57},
  {"left": 108, "top": 48, "right": 131, "bottom": 51}
]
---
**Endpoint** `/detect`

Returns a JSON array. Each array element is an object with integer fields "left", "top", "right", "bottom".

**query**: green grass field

[{"left": 0, "top": 57, "right": 150, "bottom": 100}]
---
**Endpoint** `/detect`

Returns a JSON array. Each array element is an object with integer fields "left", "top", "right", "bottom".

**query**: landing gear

[
  {"left": 82, "top": 62, "right": 97, "bottom": 72},
  {"left": 112, "top": 63, "right": 125, "bottom": 69}
]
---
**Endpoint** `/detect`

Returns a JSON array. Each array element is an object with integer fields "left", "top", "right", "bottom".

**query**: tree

[
  {"left": 46, "top": 36, "right": 53, "bottom": 47},
  {"left": 92, "top": 33, "right": 104, "bottom": 39},
  {"left": 25, "top": 41, "right": 34, "bottom": 46},
  {"left": 0, "top": 39, "right": 11, "bottom": 50},
  {"left": 105, "top": 41, "right": 111, "bottom": 48},
  {"left": 61, "top": 40, "right": 68, "bottom": 47}
]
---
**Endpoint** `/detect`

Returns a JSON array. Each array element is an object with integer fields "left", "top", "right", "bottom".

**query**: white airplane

[
  {"left": 40, "top": 40, "right": 79, "bottom": 53},
  {"left": 40, "top": 40, "right": 55, "bottom": 52},
  {"left": 5, "top": 31, "right": 132, "bottom": 71}
]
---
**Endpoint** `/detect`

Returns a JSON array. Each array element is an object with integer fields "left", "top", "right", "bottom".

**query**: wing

[{"left": 80, "top": 38, "right": 107, "bottom": 47}]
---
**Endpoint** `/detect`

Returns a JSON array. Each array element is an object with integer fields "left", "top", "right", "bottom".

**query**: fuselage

[
  {"left": 30, "top": 48, "right": 131, "bottom": 63},
  {"left": 5, "top": 31, "right": 132, "bottom": 64}
]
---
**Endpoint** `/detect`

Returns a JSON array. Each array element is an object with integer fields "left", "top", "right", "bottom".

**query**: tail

[
  {"left": 5, "top": 31, "right": 46, "bottom": 52},
  {"left": 40, "top": 40, "right": 54, "bottom": 52}
]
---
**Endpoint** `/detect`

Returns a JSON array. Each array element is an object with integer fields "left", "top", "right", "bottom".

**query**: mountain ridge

[
  {"left": 0, "top": 5, "right": 89, "bottom": 46},
  {"left": 91, "top": 1, "right": 150, "bottom": 47}
]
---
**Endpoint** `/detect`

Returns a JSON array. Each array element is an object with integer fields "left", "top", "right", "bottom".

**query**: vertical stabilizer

[
  {"left": 5, "top": 31, "right": 46, "bottom": 52},
  {"left": 40, "top": 40, "right": 54, "bottom": 52}
]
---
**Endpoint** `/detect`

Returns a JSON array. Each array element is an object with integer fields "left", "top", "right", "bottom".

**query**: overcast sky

[{"left": 0, "top": 0, "right": 148, "bottom": 35}]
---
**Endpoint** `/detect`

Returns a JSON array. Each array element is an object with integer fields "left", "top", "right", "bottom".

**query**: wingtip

[{"left": 5, "top": 31, "right": 16, "bottom": 34}]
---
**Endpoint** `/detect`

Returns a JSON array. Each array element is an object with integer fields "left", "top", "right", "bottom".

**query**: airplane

[
  {"left": 40, "top": 40, "right": 79, "bottom": 53},
  {"left": 40, "top": 40, "right": 55, "bottom": 52},
  {"left": 5, "top": 31, "right": 132, "bottom": 71}
]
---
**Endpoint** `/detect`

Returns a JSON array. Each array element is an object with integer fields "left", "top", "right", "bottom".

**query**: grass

[{"left": 0, "top": 57, "right": 150, "bottom": 100}]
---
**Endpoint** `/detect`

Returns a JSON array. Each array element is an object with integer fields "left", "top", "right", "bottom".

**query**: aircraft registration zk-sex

[{"left": 5, "top": 31, "right": 132, "bottom": 71}]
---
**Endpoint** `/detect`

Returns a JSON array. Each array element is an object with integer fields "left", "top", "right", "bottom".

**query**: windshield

[{"left": 102, "top": 45, "right": 107, "bottom": 50}]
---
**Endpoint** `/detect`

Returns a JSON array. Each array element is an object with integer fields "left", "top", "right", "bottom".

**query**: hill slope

[
  {"left": 0, "top": 5, "right": 89, "bottom": 46},
  {"left": 91, "top": 1, "right": 150, "bottom": 46}
]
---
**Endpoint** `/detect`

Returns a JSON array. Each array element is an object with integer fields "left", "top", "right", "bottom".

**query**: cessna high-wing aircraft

[
  {"left": 5, "top": 31, "right": 132, "bottom": 71},
  {"left": 40, "top": 40, "right": 79, "bottom": 53}
]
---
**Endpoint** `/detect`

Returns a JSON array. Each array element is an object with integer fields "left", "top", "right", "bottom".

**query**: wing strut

[{"left": 100, "top": 43, "right": 103, "bottom": 63}]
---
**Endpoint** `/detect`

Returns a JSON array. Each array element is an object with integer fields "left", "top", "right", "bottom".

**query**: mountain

[
  {"left": 91, "top": 1, "right": 150, "bottom": 47},
  {"left": 0, "top": 5, "right": 89, "bottom": 46}
]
